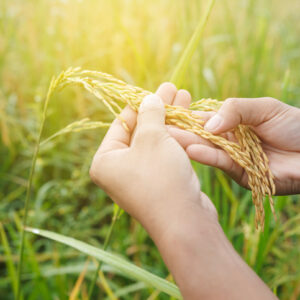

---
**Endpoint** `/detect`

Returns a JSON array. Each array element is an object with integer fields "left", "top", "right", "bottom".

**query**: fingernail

[
  {"left": 140, "top": 94, "right": 163, "bottom": 109},
  {"left": 204, "top": 114, "right": 223, "bottom": 132}
]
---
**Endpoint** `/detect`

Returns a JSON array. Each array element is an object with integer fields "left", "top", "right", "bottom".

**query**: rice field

[{"left": 0, "top": 0, "right": 300, "bottom": 299}]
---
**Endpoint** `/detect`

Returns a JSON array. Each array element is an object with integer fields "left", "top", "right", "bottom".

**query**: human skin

[
  {"left": 90, "top": 83, "right": 276, "bottom": 299},
  {"left": 169, "top": 96, "right": 300, "bottom": 195}
]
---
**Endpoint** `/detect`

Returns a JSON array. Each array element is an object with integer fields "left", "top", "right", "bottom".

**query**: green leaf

[
  {"left": 0, "top": 223, "right": 18, "bottom": 298},
  {"left": 170, "top": 0, "right": 215, "bottom": 87},
  {"left": 25, "top": 227, "right": 182, "bottom": 299}
]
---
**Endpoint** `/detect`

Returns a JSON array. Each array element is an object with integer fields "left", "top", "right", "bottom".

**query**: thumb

[
  {"left": 204, "top": 97, "right": 281, "bottom": 134},
  {"left": 132, "top": 94, "right": 166, "bottom": 145},
  {"left": 136, "top": 94, "right": 165, "bottom": 130}
]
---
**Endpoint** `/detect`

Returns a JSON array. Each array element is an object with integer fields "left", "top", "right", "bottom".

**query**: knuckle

[
  {"left": 178, "top": 89, "right": 191, "bottom": 100},
  {"left": 135, "top": 125, "right": 163, "bottom": 144},
  {"left": 160, "top": 82, "right": 177, "bottom": 93},
  {"left": 178, "top": 89, "right": 190, "bottom": 97},
  {"left": 225, "top": 97, "right": 239, "bottom": 107},
  {"left": 223, "top": 98, "right": 240, "bottom": 113},
  {"left": 263, "top": 96, "right": 277, "bottom": 103},
  {"left": 138, "top": 124, "right": 160, "bottom": 137},
  {"left": 139, "top": 104, "right": 161, "bottom": 114}
]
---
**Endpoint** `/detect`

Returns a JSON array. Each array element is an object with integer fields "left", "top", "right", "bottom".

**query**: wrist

[
  {"left": 147, "top": 193, "right": 224, "bottom": 264},
  {"left": 155, "top": 204, "right": 225, "bottom": 262},
  {"left": 140, "top": 192, "right": 217, "bottom": 245},
  {"left": 154, "top": 207, "right": 234, "bottom": 299},
  {"left": 151, "top": 202, "right": 276, "bottom": 300}
]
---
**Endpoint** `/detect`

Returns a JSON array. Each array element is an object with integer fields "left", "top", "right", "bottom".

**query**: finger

[
  {"left": 194, "top": 112, "right": 238, "bottom": 142},
  {"left": 98, "top": 106, "right": 137, "bottom": 154},
  {"left": 194, "top": 111, "right": 238, "bottom": 142},
  {"left": 136, "top": 94, "right": 165, "bottom": 131},
  {"left": 173, "top": 89, "right": 191, "bottom": 108},
  {"left": 192, "top": 111, "right": 215, "bottom": 123},
  {"left": 168, "top": 126, "right": 215, "bottom": 149},
  {"left": 130, "top": 83, "right": 174, "bottom": 143},
  {"left": 156, "top": 82, "right": 177, "bottom": 105},
  {"left": 204, "top": 97, "right": 283, "bottom": 134},
  {"left": 186, "top": 144, "right": 241, "bottom": 177}
]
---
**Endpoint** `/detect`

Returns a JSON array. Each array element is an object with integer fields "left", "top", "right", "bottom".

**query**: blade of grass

[
  {"left": 0, "top": 222, "right": 18, "bottom": 298},
  {"left": 70, "top": 259, "right": 90, "bottom": 300},
  {"left": 14, "top": 212, "right": 51, "bottom": 300},
  {"left": 281, "top": 69, "right": 290, "bottom": 101},
  {"left": 170, "top": 0, "right": 215, "bottom": 88},
  {"left": 221, "top": 0, "right": 243, "bottom": 94},
  {"left": 88, "top": 205, "right": 121, "bottom": 298},
  {"left": 215, "top": 170, "right": 239, "bottom": 229},
  {"left": 104, "top": 282, "right": 146, "bottom": 299},
  {"left": 98, "top": 270, "right": 119, "bottom": 300},
  {"left": 25, "top": 227, "right": 182, "bottom": 299},
  {"left": 16, "top": 76, "right": 56, "bottom": 300},
  {"left": 255, "top": 199, "right": 271, "bottom": 273},
  {"left": 147, "top": 274, "right": 174, "bottom": 300}
]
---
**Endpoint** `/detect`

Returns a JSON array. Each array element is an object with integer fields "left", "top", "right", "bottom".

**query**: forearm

[{"left": 150, "top": 203, "right": 277, "bottom": 300}]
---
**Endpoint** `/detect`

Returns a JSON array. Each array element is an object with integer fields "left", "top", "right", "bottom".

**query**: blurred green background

[{"left": 0, "top": 0, "right": 300, "bottom": 299}]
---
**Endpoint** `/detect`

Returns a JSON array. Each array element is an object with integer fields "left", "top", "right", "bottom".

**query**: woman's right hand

[{"left": 169, "top": 97, "right": 300, "bottom": 195}]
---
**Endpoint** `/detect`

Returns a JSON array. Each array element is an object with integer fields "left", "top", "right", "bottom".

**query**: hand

[
  {"left": 89, "top": 83, "right": 217, "bottom": 240},
  {"left": 169, "top": 97, "right": 300, "bottom": 195},
  {"left": 90, "top": 85, "right": 276, "bottom": 300}
]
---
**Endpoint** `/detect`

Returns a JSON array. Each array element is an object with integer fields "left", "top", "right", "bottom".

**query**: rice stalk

[
  {"left": 40, "top": 118, "right": 111, "bottom": 147},
  {"left": 15, "top": 67, "right": 119, "bottom": 299},
  {"left": 16, "top": 67, "right": 89, "bottom": 300},
  {"left": 53, "top": 67, "right": 275, "bottom": 230},
  {"left": 170, "top": 0, "right": 215, "bottom": 87}
]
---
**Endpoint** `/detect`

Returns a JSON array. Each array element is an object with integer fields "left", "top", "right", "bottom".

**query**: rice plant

[{"left": 1, "top": 0, "right": 300, "bottom": 299}]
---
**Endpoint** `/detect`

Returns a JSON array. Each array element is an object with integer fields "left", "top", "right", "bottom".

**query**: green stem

[
  {"left": 88, "top": 206, "right": 121, "bottom": 299},
  {"left": 16, "top": 78, "right": 55, "bottom": 300},
  {"left": 170, "top": 0, "right": 215, "bottom": 88}
]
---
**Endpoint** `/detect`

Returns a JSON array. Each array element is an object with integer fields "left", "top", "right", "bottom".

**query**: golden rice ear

[{"left": 60, "top": 68, "right": 275, "bottom": 230}]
